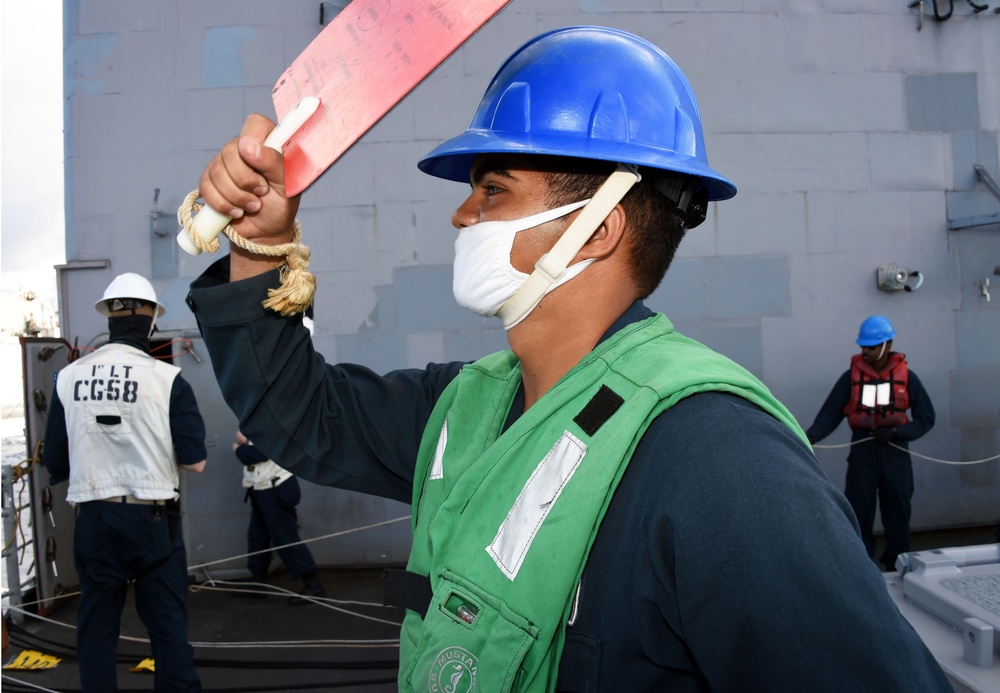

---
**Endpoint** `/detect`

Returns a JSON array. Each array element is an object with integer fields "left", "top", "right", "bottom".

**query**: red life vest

[{"left": 845, "top": 352, "right": 910, "bottom": 430}]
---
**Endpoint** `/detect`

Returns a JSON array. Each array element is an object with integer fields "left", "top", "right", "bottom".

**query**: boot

[{"left": 288, "top": 572, "right": 326, "bottom": 606}]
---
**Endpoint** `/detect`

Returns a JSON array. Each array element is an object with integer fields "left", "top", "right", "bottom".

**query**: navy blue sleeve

[
  {"left": 234, "top": 443, "right": 268, "bottom": 466},
  {"left": 805, "top": 369, "right": 851, "bottom": 443},
  {"left": 42, "top": 386, "right": 70, "bottom": 485},
  {"left": 653, "top": 396, "right": 950, "bottom": 689},
  {"left": 187, "top": 257, "right": 463, "bottom": 504},
  {"left": 562, "top": 392, "right": 952, "bottom": 691},
  {"left": 897, "top": 370, "right": 935, "bottom": 442},
  {"left": 169, "top": 375, "right": 207, "bottom": 466}
]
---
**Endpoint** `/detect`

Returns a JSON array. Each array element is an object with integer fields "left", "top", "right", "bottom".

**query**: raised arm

[{"left": 197, "top": 114, "right": 301, "bottom": 281}]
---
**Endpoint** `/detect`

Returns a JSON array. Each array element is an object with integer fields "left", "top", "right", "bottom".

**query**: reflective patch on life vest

[
  {"left": 861, "top": 384, "right": 876, "bottom": 408},
  {"left": 487, "top": 430, "right": 587, "bottom": 580},
  {"left": 429, "top": 420, "right": 447, "bottom": 481},
  {"left": 861, "top": 383, "right": 892, "bottom": 408},
  {"left": 876, "top": 382, "right": 891, "bottom": 406}
]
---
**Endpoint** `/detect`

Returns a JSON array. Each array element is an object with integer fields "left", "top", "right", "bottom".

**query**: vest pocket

[
  {"left": 400, "top": 570, "right": 539, "bottom": 693},
  {"left": 86, "top": 405, "right": 132, "bottom": 434}
]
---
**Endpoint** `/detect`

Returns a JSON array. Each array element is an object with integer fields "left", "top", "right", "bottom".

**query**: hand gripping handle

[{"left": 176, "top": 97, "right": 321, "bottom": 256}]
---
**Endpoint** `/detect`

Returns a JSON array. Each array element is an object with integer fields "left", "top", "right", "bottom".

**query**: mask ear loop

[
  {"left": 497, "top": 164, "right": 642, "bottom": 329},
  {"left": 877, "top": 342, "right": 887, "bottom": 362}
]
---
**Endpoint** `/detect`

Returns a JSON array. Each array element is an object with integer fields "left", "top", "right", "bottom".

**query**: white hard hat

[{"left": 95, "top": 273, "right": 166, "bottom": 317}]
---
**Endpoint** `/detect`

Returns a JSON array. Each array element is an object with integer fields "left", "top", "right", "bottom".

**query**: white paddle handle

[{"left": 177, "top": 97, "right": 321, "bottom": 256}]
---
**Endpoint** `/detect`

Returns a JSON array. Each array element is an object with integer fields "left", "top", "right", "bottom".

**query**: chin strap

[{"left": 497, "top": 164, "right": 642, "bottom": 330}]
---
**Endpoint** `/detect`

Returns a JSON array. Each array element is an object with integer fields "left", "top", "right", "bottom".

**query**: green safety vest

[{"left": 399, "top": 313, "right": 806, "bottom": 693}]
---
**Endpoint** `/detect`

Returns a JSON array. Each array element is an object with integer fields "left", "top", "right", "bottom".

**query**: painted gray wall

[{"left": 57, "top": 0, "right": 1000, "bottom": 568}]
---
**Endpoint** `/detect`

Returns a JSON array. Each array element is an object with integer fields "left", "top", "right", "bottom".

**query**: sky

[{"left": 1, "top": 2, "right": 66, "bottom": 306}]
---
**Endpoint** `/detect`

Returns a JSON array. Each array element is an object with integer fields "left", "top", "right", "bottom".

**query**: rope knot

[{"left": 178, "top": 189, "right": 315, "bottom": 316}]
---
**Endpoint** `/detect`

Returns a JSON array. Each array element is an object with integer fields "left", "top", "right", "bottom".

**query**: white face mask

[{"left": 453, "top": 199, "right": 592, "bottom": 325}]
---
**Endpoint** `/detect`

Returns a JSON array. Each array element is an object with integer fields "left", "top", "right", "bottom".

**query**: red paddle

[{"left": 178, "top": 0, "right": 510, "bottom": 255}]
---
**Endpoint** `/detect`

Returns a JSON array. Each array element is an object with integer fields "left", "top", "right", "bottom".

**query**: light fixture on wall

[
  {"left": 150, "top": 188, "right": 169, "bottom": 238},
  {"left": 877, "top": 263, "right": 924, "bottom": 292}
]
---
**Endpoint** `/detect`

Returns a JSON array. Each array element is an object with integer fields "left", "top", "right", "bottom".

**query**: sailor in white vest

[
  {"left": 232, "top": 430, "right": 325, "bottom": 605},
  {"left": 44, "top": 272, "right": 206, "bottom": 693}
]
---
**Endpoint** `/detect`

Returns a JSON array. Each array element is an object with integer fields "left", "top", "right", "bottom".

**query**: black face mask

[{"left": 108, "top": 314, "right": 154, "bottom": 352}]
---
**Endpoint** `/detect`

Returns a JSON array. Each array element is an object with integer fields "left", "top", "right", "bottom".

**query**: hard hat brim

[
  {"left": 418, "top": 130, "right": 737, "bottom": 202},
  {"left": 94, "top": 299, "right": 166, "bottom": 317}
]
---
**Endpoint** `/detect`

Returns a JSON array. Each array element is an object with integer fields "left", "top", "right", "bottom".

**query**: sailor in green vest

[{"left": 188, "top": 26, "right": 951, "bottom": 692}]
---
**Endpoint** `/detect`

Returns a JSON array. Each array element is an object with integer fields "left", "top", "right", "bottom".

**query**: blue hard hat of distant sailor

[{"left": 856, "top": 315, "right": 895, "bottom": 346}]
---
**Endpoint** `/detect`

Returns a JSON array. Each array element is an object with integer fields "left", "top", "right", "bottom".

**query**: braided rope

[
  {"left": 812, "top": 438, "right": 1000, "bottom": 465},
  {"left": 178, "top": 189, "right": 316, "bottom": 316}
]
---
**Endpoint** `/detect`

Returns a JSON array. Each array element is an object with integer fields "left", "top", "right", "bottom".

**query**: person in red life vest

[{"left": 806, "top": 315, "right": 936, "bottom": 572}]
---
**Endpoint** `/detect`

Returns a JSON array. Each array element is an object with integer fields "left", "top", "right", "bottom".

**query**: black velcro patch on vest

[
  {"left": 383, "top": 568, "right": 432, "bottom": 617},
  {"left": 573, "top": 385, "right": 625, "bottom": 437},
  {"left": 96, "top": 415, "right": 122, "bottom": 426}
]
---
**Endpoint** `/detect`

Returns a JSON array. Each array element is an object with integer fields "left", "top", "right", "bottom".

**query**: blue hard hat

[
  {"left": 418, "top": 26, "right": 737, "bottom": 201},
  {"left": 856, "top": 315, "right": 895, "bottom": 346}
]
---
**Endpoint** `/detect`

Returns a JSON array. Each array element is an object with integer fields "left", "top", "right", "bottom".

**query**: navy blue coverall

[
  {"left": 44, "top": 338, "right": 206, "bottom": 693},
  {"left": 234, "top": 443, "right": 317, "bottom": 580},
  {"left": 806, "top": 365, "right": 935, "bottom": 570}
]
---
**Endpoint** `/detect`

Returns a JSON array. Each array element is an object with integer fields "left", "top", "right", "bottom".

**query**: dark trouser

[
  {"left": 844, "top": 454, "right": 913, "bottom": 569},
  {"left": 246, "top": 477, "right": 317, "bottom": 579},
  {"left": 74, "top": 500, "right": 200, "bottom": 693}
]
